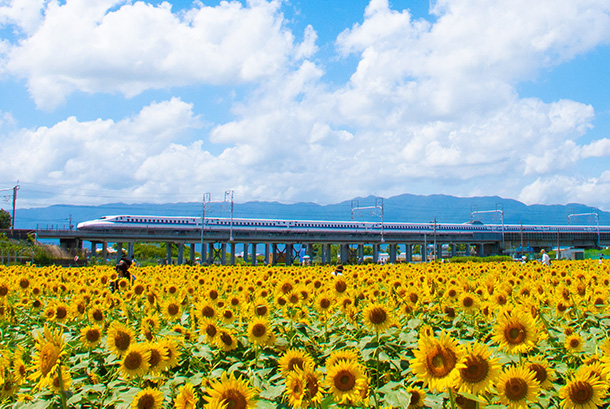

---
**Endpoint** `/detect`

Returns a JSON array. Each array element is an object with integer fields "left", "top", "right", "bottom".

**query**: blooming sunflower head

[
  {"left": 362, "top": 302, "right": 393, "bottom": 333},
  {"left": 107, "top": 321, "right": 135, "bottom": 357},
  {"left": 247, "top": 317, "right": 271, "bottom": 346},
  {"left": 410, "top": 331, "right": 465, "bottom": 393},
  {"left": 559, "top": 373, "right": 608, "bottom": 409},
  {"left": 174, "top": 383, "right": 198, "bottom": 409},
  {"left": 278, "top": 349, "right": 315, "bottom": 376},
  {"left": 455, "top": 341, "right": 501, "bottom": 395},
  {"left": 324, "top": 360, "right": 368, "bottom": 406},
  {"left": 119, "top": 343, "right": 151, "bottom": 379},
  {"left": 495, "top": 365, "right": 540, "bottom": 408},
  {"left": 28, "top": 325, "right": 66, "bottom": 389},
  {"left": 131, "top": 387, "right": 164, "bottom": 409},
  {"left": 204, "top": 371, "right": 258, "bottom": 409}
]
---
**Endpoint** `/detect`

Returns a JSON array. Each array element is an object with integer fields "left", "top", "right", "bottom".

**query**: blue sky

[{"left": 1, "top": 0, "right": 610, "bottom": 211}]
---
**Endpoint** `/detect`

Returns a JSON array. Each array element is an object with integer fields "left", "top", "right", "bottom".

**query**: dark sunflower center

[
  {"left": 201, "top": 306, "right": 214, "bottom": 318},
  {"left": 220, "top": 332, "right": 233, "bottom": 346},
  {"left": 222, "top": 388, "right": 248, "bottom": 409},
  {"left": 92, "top": 310, "right": 104, "bottom": 322},
  {"left": 505, "top": 377, "right": 528, "bottom": 401},
  {"left": 288, "top": 358, "right": 304, "bottom": 372},
  {"left": 124, "top": 351, "right": 142, "bottom": 370},
  {"left": 409, "top": 293, "right": 419, "bottom": 303},
  {"left": 148, "top": 349, "right": 161, "bottom": 368},
  {"left": 137, "top": 394, "right": 156, "bottom": 409},
  {"left": 334, "top": 369, "right": 356, "bottom": 391},
  {"left": 168, "top": 303, "right": 179, "bottom": 316},
  {"left": 306, "top": 374, "right": 319, "bottom": 397},
  {"left": 252, "top": 323, "right": 266, "bottom": 338},
  {"left": 114, "top": 331, "right": 131, "bottom": 351},
  {"left": 569, "top": 381, "right": 593, "bottom": 404},
  {"left": 569, "top": 338, "right": 580, "bottom": 348},
  {"left": 505, "top": 324, "right": 526, "bottom": 344},
  {"left": 335, "top": 281, "right": 347, "bottom": 293},
  {"left": 462, "top": 297, "right": 474, "bottom": 308},
  {"left": 426, "top": 345, "right": 457, "bottom": 378},
  {"left": 255, "top": 305, "right": 268, "bottom": 316},
  {"left": 56, "top": 306, "right": 67, "bottom": 319},
  {"left": 410, "top": 390, "right": 421, "bottom": 405},
  {"left": 206, "top": 325, "right": 217, "bottom": 338},
  {"left": 460, "top": 355, "right": 489, "bottom": 383},
  {"left": 528, "top": 364, "right": 547, "bottom": 384},
  {"left": 320, "top": 299, "right": 331, "bottom": 309},
  {"left": 86, "top": 329, "right": 100, "bottom": 343},
  {"left": 369, "top": 307, "right": 387, "bottom": 325}
]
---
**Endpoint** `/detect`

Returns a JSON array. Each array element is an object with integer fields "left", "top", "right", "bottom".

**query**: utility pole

[{"left": 12, "top": 185, "right": 19, "bottom": 230}]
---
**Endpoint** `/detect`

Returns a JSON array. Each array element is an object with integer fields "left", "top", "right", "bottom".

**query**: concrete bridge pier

[
  {"left": 243, "top": 243, "right": 249, "bottom": 264},
  {"left": 389, "top": 243, "right": 397, "bottom": 263},
  {"left": 177, "top": 243, "right": 184, "bottom": 264},
  {"left": 190, "top": 243, "right": 196, "bottom": 264},
  {"left": 405, "top": 244, "right": 412, "bottom": 262},
  {"left": 128, "top": 242, "right": 135, "bottom": 260},
  {"left": 340, "top": 244, "right": 349, "bottom": 264},
  {"left": 116, "top": 242, "right": 124, "bottom": 263},
  {"left": 166, "top": 242, "right": 172, "bottom": 264},
  {"left": 230, "top": 243, "right": 236, "bottom": 265},
  {"left": 265, "top": 243, "right": 270, "bottom": 265},
  {"left": 373, "top": 244, "right": 379, "bottom": 263},
  {"left": 252, "top": 243, "right": 258, "bottom": 266}
]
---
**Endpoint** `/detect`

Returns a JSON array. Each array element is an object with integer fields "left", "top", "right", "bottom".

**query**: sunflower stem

[
  {"left": 373, "top": 329, "right": 380, "bottom": 409},
  {"left": 57, "top": 364, "right": 68, "bottom": 409},
  {"left": 448, "top": 388, "right": 457, "bottom": 409}
]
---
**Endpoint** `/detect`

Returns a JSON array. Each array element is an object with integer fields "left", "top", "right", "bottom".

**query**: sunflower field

[{"left": 1, "top": 260, "right": 610, "bottom": 408}]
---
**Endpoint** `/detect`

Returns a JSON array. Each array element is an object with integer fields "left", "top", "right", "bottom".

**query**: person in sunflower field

[
  {"left": 541, "top": 249, "right": 551, "bottom": 267},
  {"left": 111, "top": 256, "right": 135, "bottom": 292}
]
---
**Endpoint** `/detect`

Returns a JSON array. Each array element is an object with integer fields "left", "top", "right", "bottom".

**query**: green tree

[{"left": 0, "top": 209, "right": 11, "bottom": 229}]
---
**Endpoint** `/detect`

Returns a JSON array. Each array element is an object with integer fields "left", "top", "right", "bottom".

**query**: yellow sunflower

[
  {"left": 28, "top": 325, "right": 66, "bottom": 389},
  {"left": 284, "top": 362, "right": 325, "bottom": 409},
  {"left": 565, "top": 334, "right": 585, "bottom": 354},
  {"left": 491, "top": 308, "right": 539, "bottom": 354},
  {"left": 80, "top": 325, "right": 103, "bottom": 349},
  {"left": 559, "top": 373, "right": 607, "bottom": 409},
  {"left": 158, "top": 337, "right": 181, "bottom": 370},
  {"left": 204, "top": 371, "right": 258, "bottom": 409},
  {"left": 145, "top": 341, "right": 169, "bottom": 375},
  {"left": 278, "top": 349, "right": 315, "bottom": 376},
  {"left": 525, "top": 356, "right": 555, "bottom": 390},
  {"left": 131, "top": 387, "right": 164, "bottom": 409},
  {"left": 174, "top": 383, "right": 198, "bottom": 409},
  {"left": 107, "top": 321, "right": 136, "bottom": 357},
  {"left": 324, "top": 360, "right": 368, "bottom": 405},
  {"left": 495, "top": 365, "right": 540, "bottom": 409},
  {"left": 200, "top": 318, "right": 219, "bottom": 343},
  {"left": 247, "top": 317, "right": 271, "bottom": 345},
  {"left": 119, "top": 343, "right": 151, "bottom": 379},
  {"left": 49, "top": 366, "right": 72, "bottom": 393},
  {"left": 362, "top": 302, "right": 393, "bottom": 333},
  {"left": 88, "top": 305, "right": 105, "bottom": 325},
  {"left": 410, "top": 331, "right": 465, "bottom": 392},
  {"left": 162, "top": 298, "right": 182, "bottom": 321},
  {"left": 456, "top": 341, "right": 501, "bottom": 395},
  {"left": 215, "top": 329, "right": 238, "bottom": 352},
  {"left": 405, "top": 385, "right": 426, "bottom": 408}
]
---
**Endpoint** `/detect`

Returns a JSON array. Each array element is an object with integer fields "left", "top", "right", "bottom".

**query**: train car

[{"left": 76, "top": 215, "right": 610, "bottom": 235}]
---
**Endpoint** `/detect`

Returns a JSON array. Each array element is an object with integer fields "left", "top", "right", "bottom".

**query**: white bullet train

[{"left": 76, "top": 214, "right": 610, "bottom": 234}]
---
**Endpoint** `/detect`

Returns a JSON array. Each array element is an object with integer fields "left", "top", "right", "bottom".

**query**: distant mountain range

[{"left": 11, "top": 193, "right": 609, "bottom": 230}]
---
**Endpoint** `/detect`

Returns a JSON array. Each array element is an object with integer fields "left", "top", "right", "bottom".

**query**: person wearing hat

[
  {"left": 111, "top": 256, "right": 135, "bottom": 292},
  {"left": 332, "top": 264, "right": 343, "bottom": 276}
]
